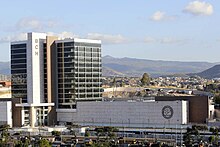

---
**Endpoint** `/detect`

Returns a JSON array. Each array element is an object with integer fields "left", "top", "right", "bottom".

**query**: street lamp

[{"left": 128, "top": 119, "right": 130, "bottom": 128}]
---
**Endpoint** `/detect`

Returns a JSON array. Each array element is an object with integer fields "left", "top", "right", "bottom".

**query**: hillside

[
  {"left": 102, "top": 66, "right": 125, "bottom": 77},
  {"left": 102, "top": 55, "right": 217, "bottom": 77},
  {"left": 0, "top": 62, "right": 10, "bottom": 75},
  {"left": 0, "top": 58, "right": 218, "bottom": 78},
  {"left": 194, "top": 65, "right": 220, "bottom": 79}
]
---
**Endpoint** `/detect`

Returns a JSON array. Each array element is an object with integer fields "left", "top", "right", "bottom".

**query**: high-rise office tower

[
  {"left": 11, "top": 32, "right": 102, "bottom": 127},
  {"left": 55, "top": 39, "right": 102, "bottom": 110}
]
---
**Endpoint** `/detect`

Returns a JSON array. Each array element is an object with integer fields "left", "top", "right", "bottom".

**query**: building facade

[
  {"left": 11, "top": 32, "right": 102, "bottom": 127},
  {"left": 57, "top": 96, "right": 214, "bottom": 128},
  {"left": 55, "top": 39, "right": 102, "bottom": 110},
  {"left": 155, "top": 96, "right": 213, "bottom": 124},
  {"left": 57, "top": 100, "right": 188, "bottom": 127},
  {"left": 0, "top": 99, "right": 12, "bottom": 127}
]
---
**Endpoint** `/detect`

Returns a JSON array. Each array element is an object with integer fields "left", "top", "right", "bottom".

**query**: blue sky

[{"left": 0, "top": 0, "right": 220, "bottom": 62}]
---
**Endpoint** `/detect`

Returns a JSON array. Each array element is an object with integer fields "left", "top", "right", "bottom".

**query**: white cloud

[
  {"left": 144, "top": 37, "right": 187, "bottom": 44},
  {"left": 0, "top": 31, "right": 76, "bottom": 43},
  {"left": 47, "top": 31, "right": 78, "bottom": 39},
  {"left": 0, "top": 33, "right": 27, "bottom": 43},
  {"left": 16, "top": 17, "right": 59, "bottom": 31},
  {"left": 160, "top": 38, "right": 185, "bottom": 44},
  {"left": 150, "top": 11, "right": 176, "bottom": 21},
  {"left": 47, "top": 32, "right": 127, "bottom": 44},
  {"left": 0, "top": 31, "right": 78, "bottom": 43},
  {"left": 0, "top": 31, "right": 127, "bottom": 45},
  {"left": 17, "top": 18, "right": 42, "bottom": 30},
  {"left": 183, "top": 1, "right": 213, "bottom": 16},
  {"left": 87, "top": 33, "right": 127, "bottom": 44},
  {"left": 144, "top": 37, "right": 156, "bottom": 43}
]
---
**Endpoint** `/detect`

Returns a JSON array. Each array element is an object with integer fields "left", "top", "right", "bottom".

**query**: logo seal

[{"left": 162, "top": 105, "right": 173, "bottom": 119}]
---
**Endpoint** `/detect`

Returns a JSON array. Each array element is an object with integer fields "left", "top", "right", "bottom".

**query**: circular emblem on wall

[{"left": 162, "top": 105, "right": 173, "bottom": 119}]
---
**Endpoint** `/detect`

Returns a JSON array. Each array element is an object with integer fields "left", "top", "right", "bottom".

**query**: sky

[{"left": 0, "top": 0, "right": 220, "bottom": 62}]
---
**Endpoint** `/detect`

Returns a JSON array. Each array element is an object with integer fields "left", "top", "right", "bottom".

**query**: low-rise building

[
  {"left": 57, "top": 100, "right": 188, "bottom": 127},
  {"left": 0, "top": 98, "right": 12, "bottom": 127},
  {"left": 57, "top": 96, "right": 214, "bottom": 128}
]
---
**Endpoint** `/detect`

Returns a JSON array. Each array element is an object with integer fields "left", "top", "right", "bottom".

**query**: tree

[
  {"left": 93, "top": 127, "right": 118, "bottom": 146},
  {"left": 214, "top": 94, "right": 220, "bottom": 104},
  {"left": 51, "top": 130, "right": 61, "bottom": 136},
  {"left": 85, "top": 130, "right": 90, "bottom": 137},
  {"left": 205, "top": 83, "right": 220, "bottom": 93},
  {"left": 183, "top": 127, "right": 193, "bottom": 147},
  {"left": 209, "top": 136, "right": 215, "bottom": 144},
  {"left": 121, "top": 80, "right": 125, "bottom": 87},
  {"left": 14, "top": 136, "right": 30, "bottom": 147},
  {"left": 141, "top": 73, "right": 150, "bottom": 86},
  {"left": 103, "top": 126, "right": 118, "bottom": 141},
  {"left": 209, "top": 127, "right": 219, "bottom": 145},
  {"left": 191, "top": 125, "right": 200, "bottom": 142},
  {"left": 0, "top": 124, "right": 10, "bottom": 143},
  {"left": 38, "top": 139, "right": 51, "bottom": 147},
  {"left": 94, "top": 127, "right": 104, "bottom": 142},
  {"left": 183, "top": 125, "right": 206, "bottom": 147},
  {"left": 67, "top": 124, "right": 77, "bottom": 137}
]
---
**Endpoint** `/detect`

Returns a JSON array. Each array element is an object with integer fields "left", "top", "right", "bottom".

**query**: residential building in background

[{"left": 11, "top": 32, "right": 102, "bottom": 127}]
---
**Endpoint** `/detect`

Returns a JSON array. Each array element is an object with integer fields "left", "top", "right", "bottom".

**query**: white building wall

[
  {"left": 181, "top": 101, "right": 188, "bottom": 124},
  {"left": 6, "top": 101, "right": 12, "bottom": 126},
  {"left": 27, "top": 32, "right": 46, "bottom": 104},
  {"left": 0, "top": 101, "right": 12, "bottom": 127},
  {"left": 209, "top": 104, "right": 215, "bottom": 119},
  {"left": 21, "top": 108, "right": 25, "bottom": 126},
  {"left": 57, "top": 101, "right": 188, "bottom": 127}
]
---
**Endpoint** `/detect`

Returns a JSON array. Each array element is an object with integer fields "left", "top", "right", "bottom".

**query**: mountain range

[
  {"left": 194, "top": 65, "right": 220, "bottom": 79},
  {"left": 102, "top": 55, "right": 218, "bottom": 77},
  {"left": 1, "top": 56, "right": 220, "bottom": 78},
  {"left": 0, "top": 62, "right": 10, "bottom": 75}
]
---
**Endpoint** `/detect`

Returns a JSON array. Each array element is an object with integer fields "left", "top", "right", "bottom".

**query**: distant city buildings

[{"left": 0, "top": 74, "right": 10, "bottom": 82}]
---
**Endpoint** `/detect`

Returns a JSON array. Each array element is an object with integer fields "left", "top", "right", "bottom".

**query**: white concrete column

[
  {"left": 30, "top": 107, "right": 36, "bottom": 127},
  {"left": 6, "top": 101, "right": 12, "bottom": 127},
  {"left": 21, "top": 108, "right": 25, "bottom": 126}
]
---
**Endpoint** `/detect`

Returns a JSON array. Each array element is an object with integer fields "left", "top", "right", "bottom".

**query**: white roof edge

[
  {"left": 56, "top": 109, "right": 77, "bottom": 113},
  {"left": 11, "top": 40, "right": 27, "bottom": 44},
  {"left": 55, "top": 38, "right": 101, "bottom": 44},
  {"left": 55, "top": 39, "right": 73, "bottom": 43},
  {"left": 74, "top": 38, "right": 101, "bottom": 44},
  {"left": 15, "top": 103, "right": 54, "bottom": 107}
]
